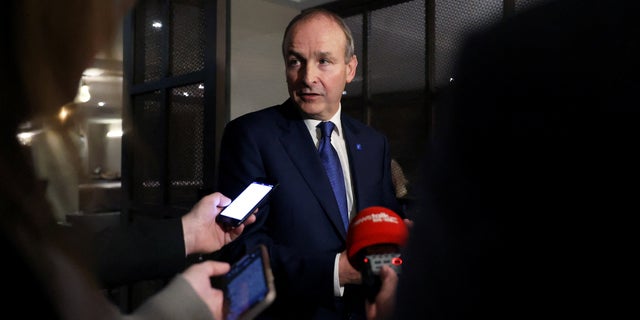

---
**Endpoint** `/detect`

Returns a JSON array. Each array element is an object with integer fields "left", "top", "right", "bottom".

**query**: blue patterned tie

[{"left": 317, "top": 121, "right": 349, "bottom": 231}]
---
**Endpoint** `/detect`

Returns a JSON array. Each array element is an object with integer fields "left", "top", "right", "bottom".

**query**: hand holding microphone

[{"left": 346, "top": 206, "right": 409, "bottom": 302}]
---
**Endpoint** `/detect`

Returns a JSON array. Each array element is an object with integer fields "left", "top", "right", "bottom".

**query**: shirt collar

[{"left": 304, "top": 104, "right": 343, "bottom": 137}]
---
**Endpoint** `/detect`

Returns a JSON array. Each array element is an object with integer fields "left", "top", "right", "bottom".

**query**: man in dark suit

[
  {"left": 366, "top": 0, "right": 640, "bottom": 319},
  {"left": 216, "top": 8, "right": 401, "bottom": 319}
]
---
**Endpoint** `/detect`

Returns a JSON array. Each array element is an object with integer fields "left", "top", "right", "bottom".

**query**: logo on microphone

[{"left": 352, "top": 211, "right": 401, "bottom": 226}]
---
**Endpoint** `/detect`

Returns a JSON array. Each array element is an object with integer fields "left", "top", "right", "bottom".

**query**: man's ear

[{"left": 346, "top": 55, "right": 358, "bottom": 83}]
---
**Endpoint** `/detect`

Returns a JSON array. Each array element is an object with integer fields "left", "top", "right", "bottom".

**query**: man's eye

[{"left": 287, "top": 59, "right": 300, "bottom": 67}]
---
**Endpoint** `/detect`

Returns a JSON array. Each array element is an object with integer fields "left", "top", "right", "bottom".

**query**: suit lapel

[
  {"left": 276, "top": 102, "right": 348, "bottom": 238},
  {"left": 342, "top": 117, "right": 365, "bottom": 213}
]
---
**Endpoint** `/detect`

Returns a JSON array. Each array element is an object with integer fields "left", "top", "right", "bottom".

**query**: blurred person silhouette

[
  {"left": 216, "top": 8, "right": 404, "bottom": 319},
  {"left": 390, "top": 158, "right": 412, "bottom": 216},
  {"left": 390, "top": 159, "right": 409, "bottom": 200},
  {"left": 1, "top": 0, "right": 252, "bottom": 319},
  {"left": 365, "top": 0, "right": 640, "bottom": 319},
  {"left": 93, "top": 191, "right": 256, "bottom": 288},
  {"left": 23, "top": 86, "right": 257, "bottom": 291}
]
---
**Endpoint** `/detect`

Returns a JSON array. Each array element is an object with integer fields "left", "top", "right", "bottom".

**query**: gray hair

[{"left": 282, "top": 8, "right": 355, "bottom": 62}]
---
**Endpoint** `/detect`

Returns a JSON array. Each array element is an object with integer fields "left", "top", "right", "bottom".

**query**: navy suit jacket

[{"left": 217, "top": 99, "right": 400, "bottom": 319}]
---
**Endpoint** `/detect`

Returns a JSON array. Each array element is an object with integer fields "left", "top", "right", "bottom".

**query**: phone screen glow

[
  {"left": 222, "top": 182, "right": 273, "bottom": 219},
  {"left": 225, "top": 255, "right": 267, "bottom": 320}
]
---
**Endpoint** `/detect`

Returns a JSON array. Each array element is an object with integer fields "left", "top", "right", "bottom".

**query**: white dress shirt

[{"left": 303, "top": 105, "right": 354, "bottom": 296}]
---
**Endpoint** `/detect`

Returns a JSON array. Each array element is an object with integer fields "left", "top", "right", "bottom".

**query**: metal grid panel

[
  {"left": 171, "top": 0, "right": 206, "bottom": 76},
  {"left": 168, "top": 83, "right": 205, "bottom": 204},
  {"left": 343, "top": 14, "right": 363, "bottom": 98},
  {"left": 131, "top": 91, "right": 164, "bottom": 205},
  {"left": 369, "top": 0, "right": 426, "bottom": 95},
  {"left": 135, "top": 0, "right": 164, "bottom": 83},
  {"left": 434, "top": 0, "right": 502, "bottom": 89}
]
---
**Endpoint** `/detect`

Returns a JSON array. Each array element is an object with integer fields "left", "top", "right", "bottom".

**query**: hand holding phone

[
  {"left": 211, "top": 244, "right": 276, "bottom": 320},
  {"left": 216, "top": 178, "right": 277, "bottom": 231}
]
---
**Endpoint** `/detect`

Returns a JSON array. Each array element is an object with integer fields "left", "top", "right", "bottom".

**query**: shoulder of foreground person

[
  {"left": 91, "top": 216, "right": 185, "bottom": 288},
  {"left": 123, "top": 275, "right": 213, "bottom": 320}
]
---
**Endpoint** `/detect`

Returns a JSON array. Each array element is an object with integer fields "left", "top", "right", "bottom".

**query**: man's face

[{"left": 283, "top": 15, "right": 358, "bottom": 121}]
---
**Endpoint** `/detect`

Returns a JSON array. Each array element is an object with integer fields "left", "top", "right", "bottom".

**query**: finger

[
  {"left": 211, "top": 192, "right": 232, "bottom": 208},
  {"left": 365, "top": 301, "right": 377, "bottom": 320},
  {"left": 230, "top": 224, "right": 245, "bottom": 236},
  {"left": 244, "top": 214, "right": 257, "bottom": 225},
  {"left": 198, "top": 260, "right": 231, "bottom": 277},
  {"left": 403, "top": 218, "right": 414, "bottom": 229},
  {"left": 230, "top": 214, "right": 256, "bottom": 237},
  {"left": 377, "top": 265, "right": 398, "bottom": 298},
  {"left": 380, "top": 264, "right": 398, "bottom": 282}
]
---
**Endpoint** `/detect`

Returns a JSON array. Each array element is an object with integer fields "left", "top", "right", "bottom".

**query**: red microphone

[{"left": 346, "top": 206, "right": 408, "bottom": 301}]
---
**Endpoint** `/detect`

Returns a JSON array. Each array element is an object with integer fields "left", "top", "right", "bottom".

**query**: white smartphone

[{"left": 215, "top": 178, "right": 277, "bottom": 231}]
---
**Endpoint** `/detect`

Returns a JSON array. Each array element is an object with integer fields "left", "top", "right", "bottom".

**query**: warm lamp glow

[{"left": 59, "top": 107, "right": 69, "bottom": 121}]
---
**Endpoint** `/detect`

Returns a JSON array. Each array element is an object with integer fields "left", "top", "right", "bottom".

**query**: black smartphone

[
  {"left": 213, "top": 244, "right": 276, "bottom": 320},
  {"left": 216, "top": 178, "right": 277, "bottom": 231}
]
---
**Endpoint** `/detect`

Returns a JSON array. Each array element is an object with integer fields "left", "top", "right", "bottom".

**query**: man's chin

[{"left": 295, "top": 100, "right": 323, "bottom": 116}]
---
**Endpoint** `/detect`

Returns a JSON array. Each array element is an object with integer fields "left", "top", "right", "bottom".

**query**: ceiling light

[
  {"left": 106, "top": 129, "right": 123, "bottom": 138},
  {"left": 75, "top": 79, "right": 91, "bottom": 103},
  {"left": 16, "top": 129, "right": 43, "bottom": 146},
  {"left": 83, "top": 68, "right": 104, "bottom": 77}
]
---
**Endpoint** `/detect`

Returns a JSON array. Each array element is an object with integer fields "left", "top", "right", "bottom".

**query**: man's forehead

[{"left": 286, "top": 22, "right": 345, "bottom": 51}]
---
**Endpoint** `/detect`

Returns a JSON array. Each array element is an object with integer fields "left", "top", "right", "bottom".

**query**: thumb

[{"left": 197, "top": 260, "right": 231, "bottom": 277}]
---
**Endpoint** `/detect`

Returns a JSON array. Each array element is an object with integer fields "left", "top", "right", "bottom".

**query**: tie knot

[{"left": 318, "top": 121, "right": 335, "bottom": 139}]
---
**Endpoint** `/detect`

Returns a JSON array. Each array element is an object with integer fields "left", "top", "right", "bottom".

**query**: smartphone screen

[
  {"left": 219, "top": 244, "right": 276, "bottom": 320},
  {"left": 216, "top": 178, "right": 277, "bottom": 230}
]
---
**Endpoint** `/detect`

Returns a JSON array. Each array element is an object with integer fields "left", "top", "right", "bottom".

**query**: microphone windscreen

[{"left": 346, "top": 206, "right": 408, "bottom": 263}]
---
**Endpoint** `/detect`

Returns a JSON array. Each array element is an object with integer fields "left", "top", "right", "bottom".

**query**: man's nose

[{"left": 302, "top": 64, "right": 318, "bottom": 85}]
